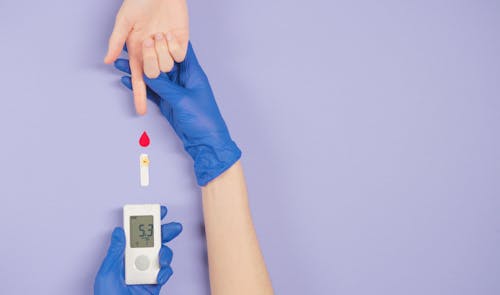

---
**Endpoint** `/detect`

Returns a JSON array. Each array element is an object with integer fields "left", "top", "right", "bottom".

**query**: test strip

[{"left": 140, "top": 153, "right": 150, "bottom": 187}]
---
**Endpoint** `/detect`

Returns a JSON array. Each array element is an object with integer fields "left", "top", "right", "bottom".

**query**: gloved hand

[
  {"left": 114, "top": 43, "right": 241, "bottom": 186},
  {"left": 94, "top": 206, "right": 182, "bottom": 295}
]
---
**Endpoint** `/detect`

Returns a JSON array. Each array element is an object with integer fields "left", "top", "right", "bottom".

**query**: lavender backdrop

[{"left": 0, "top": 0, "right": 499, "bottom": 294}]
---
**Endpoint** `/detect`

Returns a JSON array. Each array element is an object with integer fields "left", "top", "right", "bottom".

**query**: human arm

[
  {"left": 202, "top": 161, "right": 273, "bottom": 294},
  {"left": 114, "top": 42, "right": 274, "bottom": 294},
  {"left": 104, "top": 0, "right": 189, "bottom": 115},
  {"left": 94, "top": 206, "right": 182, "bottom": 295}
]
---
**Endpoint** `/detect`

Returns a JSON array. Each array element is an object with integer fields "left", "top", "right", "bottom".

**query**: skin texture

[
  {"left": 202, "top": 161, "right": 274, "bottom": 295},
  {"left": 104, "top": 0, "right": 189, "bottom": 115}
]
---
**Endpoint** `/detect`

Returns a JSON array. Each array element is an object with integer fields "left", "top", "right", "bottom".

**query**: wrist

[{"left": 186, "top": 140, "right": 241, "bottom": 186}]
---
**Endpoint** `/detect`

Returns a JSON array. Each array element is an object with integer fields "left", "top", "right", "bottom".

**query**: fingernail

[
  {"left": 155, "top": 33, "right": 164, "bottom": 40},
  {"left": 165, "top": 32, "right": 173, "bottom": 41},
  {"left": 144, "top": 38, "right": 154, "bottom": 48},
  {"left": 103, "top": 55, "right": 112, "bottom": 64}
]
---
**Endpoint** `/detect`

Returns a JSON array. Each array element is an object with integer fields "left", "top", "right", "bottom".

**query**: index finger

[{"left": 129, "top": 56, "right": 147, "bottom": 115}]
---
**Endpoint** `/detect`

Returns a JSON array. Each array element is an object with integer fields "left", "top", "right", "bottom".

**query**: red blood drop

[{"left": 139, "top": 131, "right": 150, "bottom": 147}]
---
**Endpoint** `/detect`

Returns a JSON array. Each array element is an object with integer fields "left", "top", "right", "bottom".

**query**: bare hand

[{"left": 104, "top": 0, "right": 189, "bottom": 115}]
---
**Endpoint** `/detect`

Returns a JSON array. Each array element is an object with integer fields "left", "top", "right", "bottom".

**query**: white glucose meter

[{"left": 123, "top": 204, "right": 161, "bottom": 285}]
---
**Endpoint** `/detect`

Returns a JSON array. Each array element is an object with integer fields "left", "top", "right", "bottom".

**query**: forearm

[
  {"left": 115, "top": 43, "right": 269, "bottom": 293},
  {"left": 201, "top": 161, "right": 273, "bottom": 295}
]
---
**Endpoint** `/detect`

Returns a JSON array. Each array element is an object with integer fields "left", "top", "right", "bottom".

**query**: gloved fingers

[
  {"left": 104, "top": 13, "right": 133, "bottom": 64},
  {"left": 103, "top": 227, "right": 126, "bottom": 264},
  {"left": 114, "top": 59, "right": 131, "bottom": 74},
  {"left": 120, "top": 76, "right": 132, "bottom": 89},
  {"left": 128, "top": 51, "right": 148, "bottom": 115},
  {"left": 143, "top": 73, "right": 184, "bottom": 105},
  {"left": 143, "top": 37, "right": 161, "bottom": 79},
  {"left": 120, "top": 76, "right": 162, "bottom": 107},
  {"left": 157, "top": 266, "right": 173, "bottom": 285},
  {"left": 162, "top": 222, "right": 183, "bottom": 243},
  {"left": 167, "top": 63, "right": 180, "bottom": 83},
  {"left": 159, "top": 245, "right": 173, "bottom": 266},
  {"left": 179, "top": 42, "right": 208, "bottom": 89},
  {"left": 184, "top": 42, "right": 200, "bottom": 66},
  {"left": 155, "top": 33, "right": 175, "bottom": 73},
  {"left": 161, "top": 205, "right": 168, "bottom": 220},
  {"left": 166, "top": 32, "right": 186, "bottom": 63}
]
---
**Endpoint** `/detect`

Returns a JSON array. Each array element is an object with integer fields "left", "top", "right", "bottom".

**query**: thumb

[
  {"left": 104, "top": 15, "right": 133, "bottom": 64},
  {"left": 103, "top": 227, "right": 126, "bottom": 265},
  {"left": 143, "top": 73, "right": 185, "bottom": 105}
]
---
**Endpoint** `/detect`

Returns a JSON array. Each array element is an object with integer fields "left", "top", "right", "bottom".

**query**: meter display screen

[{"left": 130, "top": 215, "right": 154, "bottom": 248}]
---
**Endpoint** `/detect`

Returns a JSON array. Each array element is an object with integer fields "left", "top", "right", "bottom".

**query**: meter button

[{"left": 134, "top": 255, "right": 150, "bottom": 271}]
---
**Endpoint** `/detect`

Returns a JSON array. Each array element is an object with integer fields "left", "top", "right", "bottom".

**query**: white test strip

[{"left": 140, "top": 153, "right": 150, "bottom": 187}]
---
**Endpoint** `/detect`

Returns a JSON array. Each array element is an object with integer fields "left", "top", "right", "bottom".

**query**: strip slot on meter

[{"left": 123, "top": 204, "right": 161, "bottom": 285}]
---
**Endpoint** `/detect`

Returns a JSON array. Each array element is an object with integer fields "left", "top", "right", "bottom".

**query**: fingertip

[
  {"left": 159, "top": 245, "right": 174, "bottom": 266},
  {"left": 111, "top": 227, "right": 125, "bottom": 244},
  {"left": 175, "top": 222, "right": 183, "bottom": 233},
  {"left": 161, "top": 206, "right": 168, "bottom": 219},
  {"left": 120, "top": 76, "right": 132, "bottom": 89},
  {"left": 135, "top": 100, "right": 147, "bottom": 115},
  {"left": 132, "top": 82, "right": 148, "bottom": 115},
  {"left": 145, "top": 71, "right": 160, "bottom": 79},
  {"left": 104, "top": 47, "right": 122, "bottom": 64},
  {"left": 162, "top": 222, "right": 183, "bottom": 243},
  {"left": 103, "top": 56, "right": 113, "bottom": 64},
  {"left": 166, "top": 32, "right": 185, "bottom": 63},
  {"left": 136, "top": 106, "right": 147, "bottom": 116},
  {"left": 114, "top": 59, "right": 131, "bottom": 73},
  {"left": 112, "top": 227, "right": 124, "bottom": 237},
  {"left": 157, "top": 266, "right": 173, "bottom": 285}
]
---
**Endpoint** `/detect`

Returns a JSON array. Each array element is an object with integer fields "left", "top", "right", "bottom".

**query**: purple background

[{"left": 0, "top": 0, "right": 499, "bottom": 294}]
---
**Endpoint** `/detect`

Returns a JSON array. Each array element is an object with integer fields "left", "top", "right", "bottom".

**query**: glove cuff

[{"left": 187, "top": 140, "right": 242, "bottom": 186}]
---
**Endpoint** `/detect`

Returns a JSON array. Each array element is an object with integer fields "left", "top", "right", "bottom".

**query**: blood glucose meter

[{"left": 123, "top": 204, "right": 161, "bottom": 285}]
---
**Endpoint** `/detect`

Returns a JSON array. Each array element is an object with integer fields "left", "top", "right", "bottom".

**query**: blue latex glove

[
  {"left": 94, "top": 206, "right": 182, "bottom": 295},
  {"left": 114, "top": 43, "right": 241, "bottom": 186}
]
